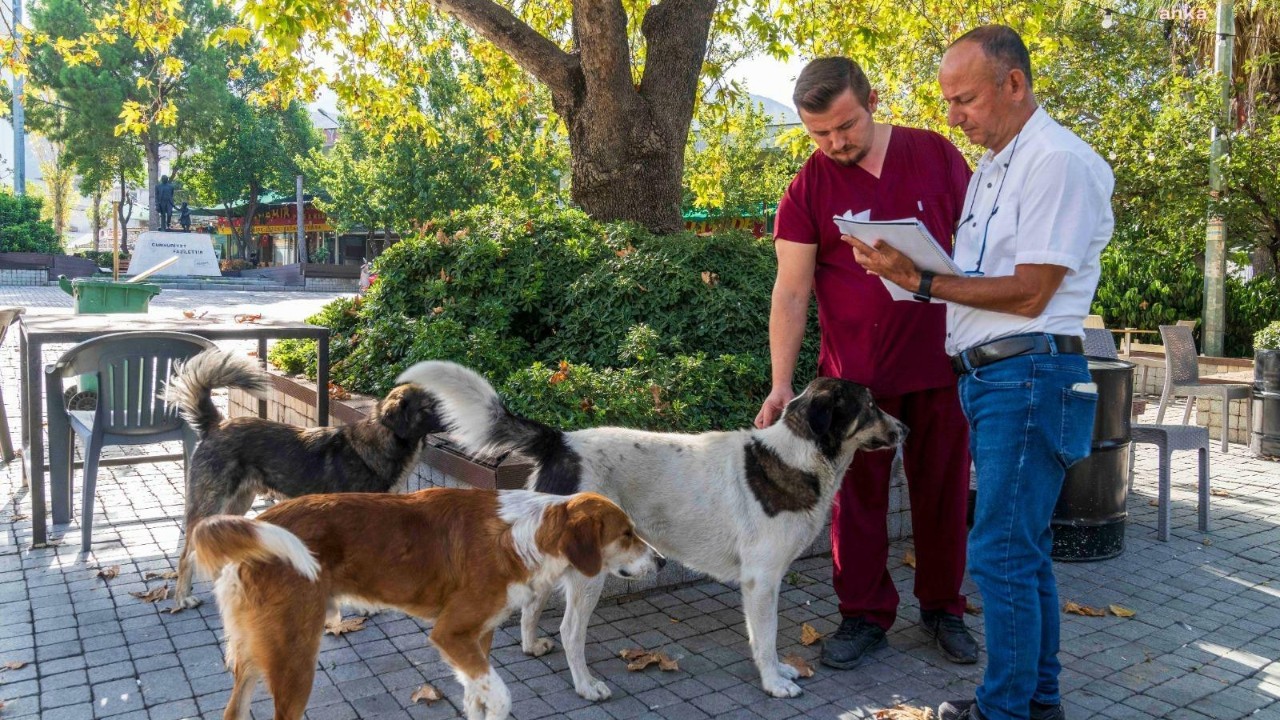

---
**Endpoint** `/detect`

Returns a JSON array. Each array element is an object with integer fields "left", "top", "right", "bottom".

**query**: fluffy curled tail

[
  {"left": 395, "top": 361, "right": 579, "bottom": 494},
  {"left": 189, "top": 515, "right": 320, "bottom": 582},
  {"left": 165, "top": 350, "right": 270, "bottom": 438}
]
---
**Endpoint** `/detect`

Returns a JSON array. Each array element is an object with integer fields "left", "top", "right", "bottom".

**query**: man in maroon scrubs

[{"left": 755, "top": 57, "right": 976, "bottom": 668}]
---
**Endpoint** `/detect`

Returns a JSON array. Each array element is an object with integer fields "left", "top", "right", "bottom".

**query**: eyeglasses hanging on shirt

[{"left": 954, "top": 132, "right": 1022, "bottom": 277}]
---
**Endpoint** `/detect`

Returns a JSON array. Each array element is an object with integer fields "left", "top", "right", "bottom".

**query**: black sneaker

[
  {"left": 939, "top": 698, "right": 1066, "bottom": 720},
  {"left": 938, "top": 699, "right": 983, "bottom": 720},
  {"left": 921, "top": 609, "right": 979, "bottom": 664},
  {"left": 820, "top": 616, "right": 887, "bottom": 669},
  {"left": 1031, "top": 700, "right": 1067, "bottom": 720}
]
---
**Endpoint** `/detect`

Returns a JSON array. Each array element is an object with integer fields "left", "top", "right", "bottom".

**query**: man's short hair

[
  {"left": 792, "top": 57, "right": 873, "bottom": 114},
  {"left": 951, "top": 25, "right": 1033, "bottom": 91}
]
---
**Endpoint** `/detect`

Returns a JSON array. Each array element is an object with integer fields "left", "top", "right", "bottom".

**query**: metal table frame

[{"left": 18, "top": 313, "right": 330, "bottom": 547}]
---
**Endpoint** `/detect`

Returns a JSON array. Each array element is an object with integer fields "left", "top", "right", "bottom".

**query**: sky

[{"left": 725, "top": 53, "right": 808, "bottom": 108}]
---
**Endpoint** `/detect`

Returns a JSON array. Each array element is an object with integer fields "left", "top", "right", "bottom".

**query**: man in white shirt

[{"left": 845, "top": 25, "right": 1114, "bottom": 720}]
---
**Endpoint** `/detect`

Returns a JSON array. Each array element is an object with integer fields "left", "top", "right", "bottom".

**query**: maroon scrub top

[{"left": 775, "top": 126, "right": 972, "bottom": 398}]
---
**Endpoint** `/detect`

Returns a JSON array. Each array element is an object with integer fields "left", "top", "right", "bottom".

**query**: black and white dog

[{"left": 396, "top": 361, "right": 905, "bottom": 699}]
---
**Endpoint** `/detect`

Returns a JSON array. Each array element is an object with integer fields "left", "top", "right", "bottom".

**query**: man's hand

[
  {"left": 755, "top": 386, "right": 795, "bottom": 429},
  {"left": 842, "top": 234, "right": 922, "bottom": 292}
]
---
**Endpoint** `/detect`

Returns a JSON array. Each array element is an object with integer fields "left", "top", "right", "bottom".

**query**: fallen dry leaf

[
  {"left": 182, "top": 309, "right": 195, "bottom": 318},
  {"left": 325, "top": 616, "right": 367, "bottom": 636},
  {"left": 1209, "top": 488, "right": 1230, "bottom": 497},
  {"left": 410, "top": 683, "right": 443, "bottom": 704},
  {"left": 1109, "top": 604, "right": 1136, "bottom": 618},
  {"left": 246, "top": 350, "right": 257, "bottom": 357},
  {"left": 1063, "top": 601, "right": 1106, "bottom": 617},
  {"left": 619, "top": 649, "right": 679, "bottom": 672},
  {"left": 800, "top": 623, "right": 823, "bottom": 646},
  {"left": 615, "top": 243, "right": 635, "bottom": 258},
  {"left": 328, "top": 383, "right": 350, "bottom": 401},
  {"left": 31, "top": 540, "right": 62, "bottom": 549},
  {"left": 781, "top": 654, "right": 815, "bottom": 678},
  {"left": 233, "top": 313, "right": 263, "bottom": 324},
  {"left": 965, "top": 598, "right": 983, "bottom": 616},
  {"left": 1148, "top": 499, "right": 1159, "bottom": 506},
  {"left": 11, "top": 513, "right": 27, "bottom": 521},
  {"left": 700, "top": 271, "right": 719, "bottom": 287},
  {"left": 96, "top": 565, "right": 120, "bottom": 581},
  {"left": 873, "top": 705, "right": 935, "bottom": 719},
  {"left": 131, "top": 584, "right": 170, "bottom": 604},
  {"left": 3, "top": 660, "right": 27, "bottom": 671},
  {"left": 903, "top": 550, "right": 917, "bottom": 569},
  {"left": 144, "top": 570, "right": 178, "bottom": 581}
]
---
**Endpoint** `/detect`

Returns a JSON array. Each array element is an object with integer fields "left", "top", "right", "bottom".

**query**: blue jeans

[{"left": 958, "top": 351, "right": 1095, "bottom": 720}]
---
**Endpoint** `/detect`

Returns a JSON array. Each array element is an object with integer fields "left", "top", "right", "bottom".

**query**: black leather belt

[{"left": 951, "top": 333, "right": 1084, "bottom": 375}]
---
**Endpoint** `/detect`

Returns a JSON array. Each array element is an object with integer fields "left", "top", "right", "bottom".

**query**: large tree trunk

[
  {"left": 145, "top": 130, "right": 161, "bottom": 230},
  {"left": 431, "top": 0, "right": 716, "bottom": 233}
]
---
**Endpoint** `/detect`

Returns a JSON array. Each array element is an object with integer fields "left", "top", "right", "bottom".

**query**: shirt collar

[{"left": 977, "top": 106, "right": 1051, "bottom": 171}]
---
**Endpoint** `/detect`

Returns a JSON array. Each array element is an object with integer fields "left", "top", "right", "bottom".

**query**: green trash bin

[
  {"left": 57, "top": 275, "right": 163, "bottom": 397},
  {"left": 58, "top": 275, "right": 161, "bottom": 314}
]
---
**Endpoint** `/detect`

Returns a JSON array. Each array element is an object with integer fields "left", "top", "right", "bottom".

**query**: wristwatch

[{"left": 913, "top": 271, "right": 935, "bottom": 303}]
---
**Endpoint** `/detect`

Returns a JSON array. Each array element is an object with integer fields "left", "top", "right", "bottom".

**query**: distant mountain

[{"left": 751, "top": 94, "right": 799, "bottom": 126}]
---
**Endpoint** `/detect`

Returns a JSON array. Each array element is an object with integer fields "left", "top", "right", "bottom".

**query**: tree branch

[
  {"left": 639, "top": 0, "right": 715, "bottom": 133},
  {"left": 425, "top": 0, "right": 578, "bottom": 97},
  {"left": 572, "top": 0, "right": 635, "bottom": 100}
]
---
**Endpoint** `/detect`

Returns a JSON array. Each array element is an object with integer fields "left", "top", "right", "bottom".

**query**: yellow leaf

[
  {"left": 136, "top": 76, "right": 152, "bottom": 89},
  {"left": 325, "top": 616, "right": 368, "bottom": 636},
  {"left": 781, "top": 654, "right": 815, "bottom": 678},
  {"left": 1109, "top": 604, "right": 1136, "bottom": 618},
  {"left": 410, "top": 683, "right": 442, "bottom": 704},
  {"left": 800, "top": 623, "right": 823, "bottom": 646},
  {"left": 1063, "top": 601, "right": 1107, "bottom": 617}
]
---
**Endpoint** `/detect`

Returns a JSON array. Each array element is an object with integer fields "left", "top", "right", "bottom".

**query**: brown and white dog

[{"left": 190, "top": 488, "right": 660, "bottom": 720}]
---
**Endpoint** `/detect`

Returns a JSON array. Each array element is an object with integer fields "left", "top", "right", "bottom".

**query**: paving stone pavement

[{"left": 0, "top": 285, "right": 1277, "bottom": 719}]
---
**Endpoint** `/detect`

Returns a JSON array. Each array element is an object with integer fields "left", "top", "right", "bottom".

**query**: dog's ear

[
  {"left": 379, "top": 386, "right": 444, "bottom": 439},
  {"left": 805, "top": 394, "right": 834, "bottom": 440},
  {"left": 561, "top": 510, "right": 604, "bottom": 577}
]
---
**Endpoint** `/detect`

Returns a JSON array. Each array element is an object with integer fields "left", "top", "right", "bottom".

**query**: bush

[
  {"left": 75, "top": 250, "right": 129, "bottom": 267},
  {"left": 220, "top": 258, "right": 252, "bottom": 273},
  {"left": 1093, "top": 232, "right": 1280, "bottom": 357},
  {"left": 1254, "top": 320, "right": 1280, "bottom": 352},
  {"left": 268, "top": 204, "right": 820, "bottom": 431},
  {"left": 0, "top": 192, "right": 62, "bottom": 253}
]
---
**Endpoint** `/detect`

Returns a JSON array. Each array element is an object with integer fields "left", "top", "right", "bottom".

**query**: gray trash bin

[{"left": 1253, "top": 350, "right": 1280, "bottom": 459}]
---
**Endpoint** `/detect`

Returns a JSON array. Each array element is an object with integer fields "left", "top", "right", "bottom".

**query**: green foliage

[
  {"left": 0, "top": 192, "right": 63, "bottom": 253},
  {"left": 268, "top": 205, "right": 819, "bottom": 430},
  {"left": 1255, "top": 320, "right": 1280, "bottom": 352},
  {"left": 683, "top": 92, "right": 799, "bottom": 217},
  {"left": 75, "top": 250, "right": 128, "bottom": 266}
]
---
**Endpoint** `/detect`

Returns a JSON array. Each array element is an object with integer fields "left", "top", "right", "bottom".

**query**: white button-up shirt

[{"left": 945, "top": 107, "right": 1115, "bottom": 356}]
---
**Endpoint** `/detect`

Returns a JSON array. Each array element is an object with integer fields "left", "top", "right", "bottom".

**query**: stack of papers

[{"left": 833, "top": 211, "right": 962, "bottom": 302}]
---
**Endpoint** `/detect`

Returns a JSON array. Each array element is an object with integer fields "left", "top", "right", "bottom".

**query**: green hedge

[
  {"left": 269, "top": 204, "right": 819, "bottom": 431},
  {"left": 1092, "top": 233, "right": 1280, "bottom": 357}
]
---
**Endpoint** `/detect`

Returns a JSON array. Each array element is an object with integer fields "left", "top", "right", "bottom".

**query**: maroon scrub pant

[{"left": 830, "top": 383, "right": 971, "bottom": 629}]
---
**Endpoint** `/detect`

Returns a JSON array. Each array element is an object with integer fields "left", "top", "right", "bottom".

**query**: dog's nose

[{"left": 655, "top": 556, "right": 667, "bottom": 571}]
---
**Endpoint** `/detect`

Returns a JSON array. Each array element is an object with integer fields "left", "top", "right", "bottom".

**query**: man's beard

[{"left": 827, "top": 146, "right": 869, "bottom": 167}]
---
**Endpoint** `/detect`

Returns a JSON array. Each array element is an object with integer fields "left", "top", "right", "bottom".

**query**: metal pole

[
  {"left": 296, "top": 174, "right": 307, "bottom": 264},
  {"left": 11, "top": 0, "right": 25, "bottom": 195},
  {"left": 1202, "top": 0, "right": 1233, "bottom": 357}
]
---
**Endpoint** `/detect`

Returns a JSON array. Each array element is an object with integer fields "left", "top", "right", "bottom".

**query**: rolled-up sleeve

[{"left": 1015, "top": 150, "right": 1108, "bottom": 273}]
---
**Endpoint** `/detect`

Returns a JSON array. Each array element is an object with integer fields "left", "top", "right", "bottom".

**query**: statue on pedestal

[{"left": 155, "top": 175, "right": 176, "bottom": 230}]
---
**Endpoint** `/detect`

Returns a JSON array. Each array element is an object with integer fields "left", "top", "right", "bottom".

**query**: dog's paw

[
  {"left": 775, "top": 661, "right": 801, "bottom": 680},
  {"left": 763, "top": 677, "right": 802, "bottom": 698},
  {"left": 523, "top": 637, "right": 556, "bottom": 657},
  {"left": 575, "top": 678, "right": 612, "bottom": 702},
  {"left": 171, "top": 595, "right": 202, "bottom": 611}
]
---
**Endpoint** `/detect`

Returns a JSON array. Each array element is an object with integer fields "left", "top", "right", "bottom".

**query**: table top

[{"left": 19, "top": 311, "right": 328, "bottom": 343}]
